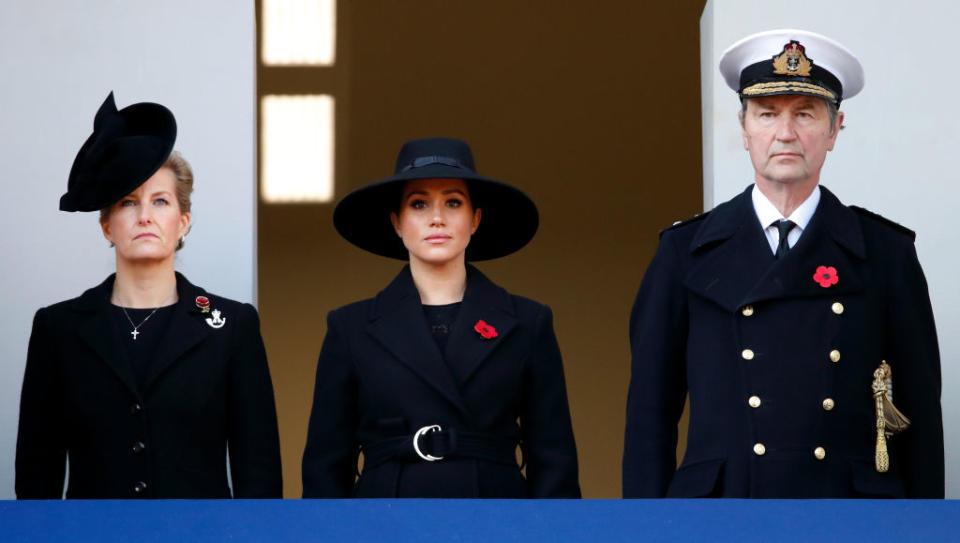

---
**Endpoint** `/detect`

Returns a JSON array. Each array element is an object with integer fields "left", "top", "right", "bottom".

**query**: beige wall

[{"left": 259, "top": 1, "right": 705, "bottom": 498}]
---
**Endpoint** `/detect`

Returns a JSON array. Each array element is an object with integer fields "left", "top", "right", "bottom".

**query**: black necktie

[{"left": 774, "top": 219, "right": 796, "bottom": 259}]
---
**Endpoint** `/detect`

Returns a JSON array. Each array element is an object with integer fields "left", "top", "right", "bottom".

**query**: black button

[
  {"left": 130, "top": 403, "right": 143, "bottom": 415},
  {"left": 133, "top": 481, "right": 148, "bottom": 494},
  {"left": 132, "top": 441, "right": 146, "bottom": 454}
]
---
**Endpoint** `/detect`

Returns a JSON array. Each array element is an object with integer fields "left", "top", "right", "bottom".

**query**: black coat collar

[
  {"left": 71, "top": 272, "right": 213, "bottom": 396},
  {"left": 685, "top": 185, "right": 867, "bottom": 312},
  {"left": 365, "top": 265, "right": 518, "bottom": 417}
]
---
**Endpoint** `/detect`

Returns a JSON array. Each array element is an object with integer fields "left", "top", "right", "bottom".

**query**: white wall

[
  {"left": 702, "top": 0, "right": 960, "bottom": 497},
  {"left": 0, "top": 1, "right": 256, "bottom": 498}
]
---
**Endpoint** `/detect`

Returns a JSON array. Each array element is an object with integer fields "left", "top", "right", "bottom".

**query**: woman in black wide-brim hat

[
  {"left": 302, "top": 137, "right": 580, "bottom": 498},
  {"left": 15, "top": 93, "right": 282, "bottom": 499}
]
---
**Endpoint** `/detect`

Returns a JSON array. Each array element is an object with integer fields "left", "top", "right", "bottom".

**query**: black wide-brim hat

[
  {"left": 333, "top": 137, "right": 539, "bottom": 261},
  {"left": 60, "top": 92, "right": 177, "bottom": 212}
]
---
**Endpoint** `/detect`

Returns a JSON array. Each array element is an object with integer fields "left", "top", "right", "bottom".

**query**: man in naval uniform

[{"left": 623, "top": 29, "right": 943, "bottom": 498}]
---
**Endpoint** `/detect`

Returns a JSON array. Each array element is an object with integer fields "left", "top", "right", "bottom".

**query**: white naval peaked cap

[{"left": 718, "top": 29, "right": 864, "bottom": 105}]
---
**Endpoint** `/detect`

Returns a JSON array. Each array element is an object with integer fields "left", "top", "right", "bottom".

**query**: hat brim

[{"left": 333, "top": 165, "right": 539, "bottom": 261}]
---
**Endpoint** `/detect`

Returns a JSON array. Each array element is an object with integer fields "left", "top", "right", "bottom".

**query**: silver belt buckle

[{"left": 413, "top": 424, "right": 444, "bottom": 461}]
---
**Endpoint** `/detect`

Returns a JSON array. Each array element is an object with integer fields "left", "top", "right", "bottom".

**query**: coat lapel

[
  {"left": 743, "top": 186, "right": 866, "bottom": 305},
  {"left": 74, "top": 275, "right": 140, "bottom": 395},
  {"left": 365, "top": 266, "right": 469, "bottom": 415},
  {"left": 444, "top": 266, "right": 519, "bottom": 385},
  {"left": 142, "top": 273, "right": 212, "bottom": 392},
  {"left": 685, "top": 185, "right": 867, "bottom": 312},
  {"left": 684, "top": 186, "right": 776, "bottom": 312}
]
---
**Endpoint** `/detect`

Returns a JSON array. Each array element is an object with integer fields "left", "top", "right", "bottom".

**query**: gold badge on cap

[{"left": 772, "top": 41, "right": 812, "bottom": 77}]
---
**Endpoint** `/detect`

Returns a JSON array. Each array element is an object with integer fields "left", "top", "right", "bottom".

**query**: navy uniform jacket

[
  {"left": 16, "top": 273, "right": 282, "bottom": 499},
  {"left": 623, "top": 185, "right": 943, "bottom": 498},
  {"left": 302, "top": 265, "right": 580, "bottom": 498}
]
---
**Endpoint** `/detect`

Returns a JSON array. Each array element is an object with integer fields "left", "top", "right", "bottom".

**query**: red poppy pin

[
  {"left": 195, "top": 296, "right": 211, "bottom": 313},
  {"left": 474, "top": 319, "right": 498, "bottom": 339},
  {"left": 813, "top": 265, "right": 839, "bottom": 288}
]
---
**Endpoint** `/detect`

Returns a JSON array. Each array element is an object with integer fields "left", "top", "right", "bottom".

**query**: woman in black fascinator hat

[
  {"left": 303, "top": 137, "right": 580, "bottom": 498},
  {"left": 15, "top": 93, "right": 282, "bottom": 499}
]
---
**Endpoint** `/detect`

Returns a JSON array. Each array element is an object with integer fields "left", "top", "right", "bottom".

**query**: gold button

[
  {"left": 742, "top": 349, "right": 755, "bottom": 360},
  {"left": 829, "top": 350, "right": 841, "bottom": 363},
  {"left": 753, "top": 443, "right": 766, "bottom": 456},
  {"left": 748, "top": 396, "right": 762, "bottom": 408},
  {"left": 831, "top": 302, "right": 844, "bottom": 315},
  {"left": 814, "top": 447, "right": 826, "bottom": 460},
  {"left": 822, "top": 398, "right": 835, "bottom": 411},
  {"left": 741, "top": 305, "right": 754, "bottom": 317}
]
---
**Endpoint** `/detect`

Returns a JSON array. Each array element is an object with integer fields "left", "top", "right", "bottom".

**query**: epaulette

[
  {"left": 659, "top": 211, "right": 710, "bottom": 238},
  {"left": 850, "top": 206, "right": 916, "bottom": 241}
]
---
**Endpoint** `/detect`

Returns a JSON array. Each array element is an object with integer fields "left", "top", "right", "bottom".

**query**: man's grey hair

[{"left": 739, "top": 97, "right": 840, "bottom": 134}]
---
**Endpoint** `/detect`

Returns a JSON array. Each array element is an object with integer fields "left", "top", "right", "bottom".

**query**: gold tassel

[
  {"left": 875, "top": 428, "right": 889, "bottom": 472},
  {"left": 872, "top": 360, "right": 909, "bottom": 473},
  {"left": 875, "top": 397, "right": 889, "bottom": 473}
]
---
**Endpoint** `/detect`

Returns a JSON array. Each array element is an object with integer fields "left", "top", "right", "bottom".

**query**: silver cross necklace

[{"left": 118, "top": 293, "right": 176, "bottom": 340}]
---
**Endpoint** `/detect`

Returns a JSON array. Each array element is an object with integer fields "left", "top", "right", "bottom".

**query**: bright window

[
  {"left": 260, "top": 95, "right": 335, "bottom": 203},
  {"left": 258, "top": 0, "right": 338, "bottom": 203},
  {"left": 261, "top": 0, "right": 336, "bottom": 66}
]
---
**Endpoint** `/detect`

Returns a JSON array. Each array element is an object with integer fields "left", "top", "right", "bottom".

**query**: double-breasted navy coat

[
  {"left": 16, "top": 273, "right": 283, "bottom": 499},
  {"left": 623, "top": 185, "right": 943, "bottom": 498},
  {"left": 302, "top": 265, "right": 580, "bottom": 498}
]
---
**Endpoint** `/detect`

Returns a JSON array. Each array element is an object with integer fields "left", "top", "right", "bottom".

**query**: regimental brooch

[{"left": 205, "top": 309, "right": 226, "bottom": 329}]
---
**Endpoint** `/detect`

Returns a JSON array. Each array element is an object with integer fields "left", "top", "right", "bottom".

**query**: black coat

[
  {"left": 623, "top": 185, "right": 943, "bottom": 498},
  {"left": 302, "top": 266, "right": 580, "bottom": 498},
  {"left": 15, "top": 273, "right": 282, "bottom": 499}
]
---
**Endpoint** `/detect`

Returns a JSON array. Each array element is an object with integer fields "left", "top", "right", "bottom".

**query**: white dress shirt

[{"left": 751, "top": 184, "right": 821, "bottom": 255}]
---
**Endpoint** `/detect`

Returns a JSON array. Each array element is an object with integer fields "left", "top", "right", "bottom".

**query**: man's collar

[
  {"left": 751, "top": 183, "right": 821, "bottom": 230},
  {"left": 689, "top": 184, "right": 865, "bottom": 260}
]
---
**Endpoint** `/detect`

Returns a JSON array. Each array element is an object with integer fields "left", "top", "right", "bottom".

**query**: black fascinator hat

[
  {"left": 333, "top": 137, "right": 539, "bottom": 261},
  {"left": 59, "top": 92, "right": 177, "bottom": 212}
]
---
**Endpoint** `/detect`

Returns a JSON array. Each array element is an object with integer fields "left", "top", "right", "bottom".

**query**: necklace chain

[{"left": 118, "top": 293, "right": 175, "bottom": 340}]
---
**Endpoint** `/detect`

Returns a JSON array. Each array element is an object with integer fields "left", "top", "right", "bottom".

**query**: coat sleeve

[
  {"left": 226, "top": 303, "right": 283, "bottom": 498},
  {"left": 885, "top": 240, "right": 944, "bottom": 498},
  {"left": 623, "top": 231, "right": 689, "bottom": 497},
  {"left": 15, "top": 308, "right": 67, "bottom": 499},
  {"left": 302, "top": 310, "right": 359, "bottom": 498},
  {"left": 520, "top": 305, "right": 581, "bottom": 498}
]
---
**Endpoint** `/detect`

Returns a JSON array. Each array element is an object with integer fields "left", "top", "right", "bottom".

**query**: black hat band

[
  {"left": 738, "top": 59, "right": 843, "bottom": 104},
  {"left": 400, "top": 155, "right": 471, "bottom": 173}
]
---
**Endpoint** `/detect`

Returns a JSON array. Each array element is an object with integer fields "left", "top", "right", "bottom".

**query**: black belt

[{"left": 361, "top": 425, "right": 520, "bottom": 471}]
